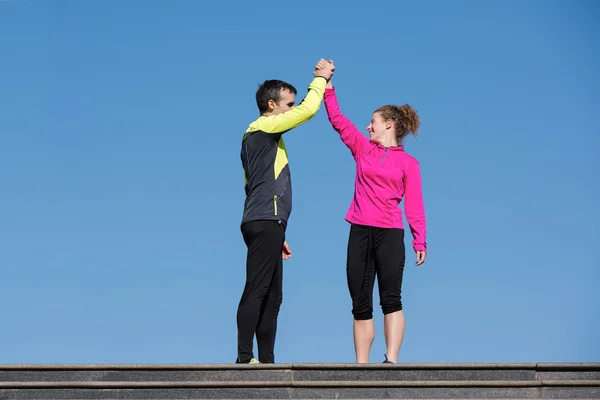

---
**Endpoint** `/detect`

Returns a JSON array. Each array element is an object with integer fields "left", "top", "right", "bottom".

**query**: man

[{"left": 236, "top": 59, "right": 335, "bottom": 364}]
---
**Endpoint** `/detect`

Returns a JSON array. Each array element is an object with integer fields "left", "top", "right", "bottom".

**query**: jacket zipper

[
  {"left": 273, "top": 195, "right": 278, "bottom": 216},
  {"left": 382, "top": 147, "right": 388, "bottom": 163}
]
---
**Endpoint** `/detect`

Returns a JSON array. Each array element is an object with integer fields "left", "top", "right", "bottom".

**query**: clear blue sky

[{"left": 1, "top": 0, "right": 598, "bottom": 364}]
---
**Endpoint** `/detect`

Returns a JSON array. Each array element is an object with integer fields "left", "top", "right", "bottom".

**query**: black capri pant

[{"left": 346, "top": 223, "right": 406, "bottom": 320}]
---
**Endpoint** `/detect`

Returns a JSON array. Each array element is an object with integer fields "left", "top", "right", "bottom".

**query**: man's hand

[
  {"left": 314, "top": 58, "right": 335, "bottom": 81},
  {"left": 282, "top": 241, "right": 292, "bottom": 260},
  {"left": 415, "top": 251, "right": 426, "bottom": 266}
]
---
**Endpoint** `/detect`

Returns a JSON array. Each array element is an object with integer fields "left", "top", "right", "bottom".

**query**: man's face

[{"left": 269, "top": 89, "right": 295, "bottom": 115}]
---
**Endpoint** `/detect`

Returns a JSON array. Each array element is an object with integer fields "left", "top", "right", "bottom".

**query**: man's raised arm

[{"left": 251, "top": 61, "right": 334, "bottom": 134}]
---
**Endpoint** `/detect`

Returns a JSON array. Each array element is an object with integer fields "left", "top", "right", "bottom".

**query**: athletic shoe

[
  {"left": 236, "top": 357, "right": 261, "bottom": 364},
  {"left": 383, "top": 355, "right": 396, "bottom": 364}
]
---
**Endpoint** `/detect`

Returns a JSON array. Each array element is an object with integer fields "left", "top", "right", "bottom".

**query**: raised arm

[
  {"left": 251, "top": 75, "right": 329, "bottom": 135},
  {"left": 403, "top": 159, "right": 427, "bottom": 261},
  {"left": 324, "top": 86, "right": 370, "bottom": 159}
]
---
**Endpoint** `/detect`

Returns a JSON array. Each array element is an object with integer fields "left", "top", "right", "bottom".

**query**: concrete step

[{"left": 0, "top": 363, "right": 598, "bottom": 399}]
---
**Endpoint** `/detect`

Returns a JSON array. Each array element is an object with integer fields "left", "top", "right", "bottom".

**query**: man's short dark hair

[{"left": 256, "top": 80, "right": 297, "bottom": 114}]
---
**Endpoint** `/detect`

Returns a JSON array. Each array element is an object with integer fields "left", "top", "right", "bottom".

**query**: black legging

[
  {"left": 236, "top": 220, "right": 284, "bottom": 363},
  {"left": 346, "top": 224, "right": 406, "bottom": 320}
]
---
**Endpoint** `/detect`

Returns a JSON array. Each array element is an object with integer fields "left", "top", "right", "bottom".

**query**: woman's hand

[
  {"left": 314, "top": 58, "right": 335, "bottom": 86},
  {"left": 415, "top": 251, "right": 426, "bottom": 266}
]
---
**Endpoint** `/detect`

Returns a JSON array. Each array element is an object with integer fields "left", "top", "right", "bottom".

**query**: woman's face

[{"left": 366, "top": 112, "right": 389, "bottom": 144}]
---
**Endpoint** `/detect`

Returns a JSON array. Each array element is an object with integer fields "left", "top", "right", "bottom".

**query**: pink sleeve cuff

[{"left": 413, "top": 243, "right": 427, "bottom": 252}]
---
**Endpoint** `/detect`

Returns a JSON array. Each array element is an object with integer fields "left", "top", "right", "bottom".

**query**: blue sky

[{"left": 0, "top": 0, "right": 598, "bottom": 364}]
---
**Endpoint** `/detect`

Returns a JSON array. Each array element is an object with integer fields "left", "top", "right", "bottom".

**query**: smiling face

[{"left": 366, "top": 112, "right": 392, "bottom": 144}]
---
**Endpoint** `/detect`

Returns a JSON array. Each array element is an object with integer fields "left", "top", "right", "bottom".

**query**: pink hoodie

[{"left": 324, "top": 87, "right": 427, "bottom": 253}]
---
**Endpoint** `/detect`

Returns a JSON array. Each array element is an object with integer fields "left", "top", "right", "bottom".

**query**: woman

[{"left": 322, "top": 61, "right": 427, "bottom": 364}]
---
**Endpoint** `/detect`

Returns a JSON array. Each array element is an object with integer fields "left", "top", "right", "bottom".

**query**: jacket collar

[{"left": 371, "top": 142, "right": 405, "bottom": 151}]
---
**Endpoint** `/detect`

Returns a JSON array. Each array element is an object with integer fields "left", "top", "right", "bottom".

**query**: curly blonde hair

[{"left": 375, "top": 104, "right": 420, "bottom": 142}]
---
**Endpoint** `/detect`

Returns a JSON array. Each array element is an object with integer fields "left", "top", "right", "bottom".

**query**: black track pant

[
  {"left": 236, "top": 220, "right": 284, "bottom": 363},
  {"left": 347, "top": 224, "right": 406, "bottom": 320}
]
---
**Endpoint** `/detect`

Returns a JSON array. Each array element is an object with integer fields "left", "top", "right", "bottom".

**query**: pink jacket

[{"left": 324, "top": 87, "right": 427, "bottom": 252}]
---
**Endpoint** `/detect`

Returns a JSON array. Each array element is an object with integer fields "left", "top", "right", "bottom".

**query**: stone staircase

[{"left": 0, "top": 362, "right": 598, "bottom": 399}]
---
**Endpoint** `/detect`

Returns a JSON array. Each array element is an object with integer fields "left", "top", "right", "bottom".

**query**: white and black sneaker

[{"left": 383, "top": 355, "right": 396, "bottom": 364}]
